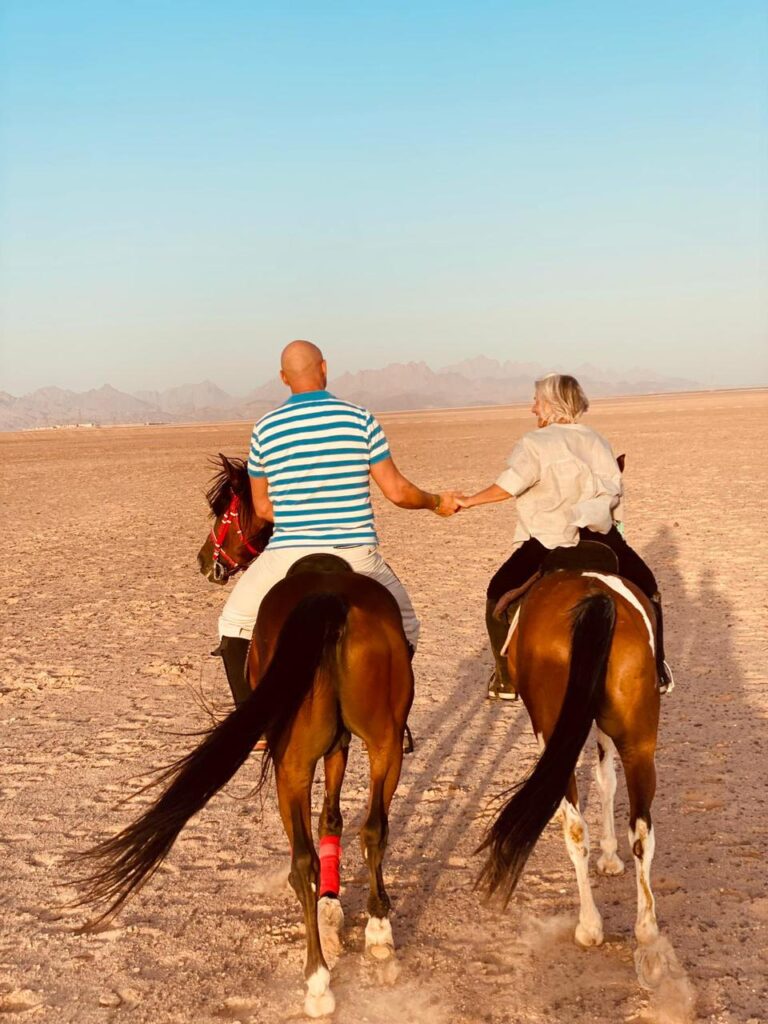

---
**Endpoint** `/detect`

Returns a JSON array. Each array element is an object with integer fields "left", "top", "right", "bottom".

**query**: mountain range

[{"left": 1, "top": 359, "right": 702, "bottom": 431}]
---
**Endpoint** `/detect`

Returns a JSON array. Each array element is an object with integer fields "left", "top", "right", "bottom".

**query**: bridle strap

[{"left": 210, "top": 495, "right": 264, "bottom": 577}]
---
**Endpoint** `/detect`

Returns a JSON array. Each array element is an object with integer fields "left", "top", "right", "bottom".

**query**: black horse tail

[
  {"left": 78, "top": 592, "right": 348, "bottom": 922},
  {"left": 477, "top": 591, "right": 615, "bottom": 905}
]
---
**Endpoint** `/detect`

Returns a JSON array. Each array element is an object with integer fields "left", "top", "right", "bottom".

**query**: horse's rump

[{"left": 516, "top": 571, "right": 658, "bottom": 750}]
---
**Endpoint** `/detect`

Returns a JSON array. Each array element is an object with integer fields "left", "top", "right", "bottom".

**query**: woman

[{"left": 459, "top": 373, "right": 673, "bottom": 697}]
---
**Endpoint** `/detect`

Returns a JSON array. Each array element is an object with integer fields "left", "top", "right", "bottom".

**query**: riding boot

[
  {"left": 216, "top": 636, "right": 252, "bottom": 707},
  {"left": 485, "top": 598, "right": 517, "bottom": 700},
  {"left": 650, "top": 594, "right": 674, "bottom": 695}
]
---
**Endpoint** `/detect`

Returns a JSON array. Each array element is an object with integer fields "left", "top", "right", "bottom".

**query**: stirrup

[
  {"left": 403, "top": 724, "right": 414, "bottom": 755},
  {"left": 487, "top": 668, "right": 519, "bottom": 702},
  {"left": 659, "top": 661, "right": 675, "bottom": 696},
  {"left": 487, "top": 669, "right": 499, "bottom": 700}
]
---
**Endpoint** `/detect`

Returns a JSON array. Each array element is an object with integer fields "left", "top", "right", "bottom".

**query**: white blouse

[{"left": 495, "top": 423, "right": 623, "bottom": 549}]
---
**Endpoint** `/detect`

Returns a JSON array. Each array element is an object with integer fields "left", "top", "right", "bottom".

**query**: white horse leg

[
  {"left": 629, "top": 817, "right": 659, "bottom": 945},
  {"left": 594, "top": 729, "right": 625, "bottom": 875},
  {"left": 560, "top": 798, "right": 604, "bottom": 947},
  {"left": 304, "top": 965, "right": 335, "bottom": 1018}
]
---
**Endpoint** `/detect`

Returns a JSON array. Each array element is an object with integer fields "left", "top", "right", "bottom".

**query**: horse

[
  {"left": 477, "top": 543, "right": 668, "bottom": 988},
  {"left": 197, "top": 453, "right": 273, "bottom": 585},
  {"left": 78, "top": 457, "right": 415, "bottom": 1018}
]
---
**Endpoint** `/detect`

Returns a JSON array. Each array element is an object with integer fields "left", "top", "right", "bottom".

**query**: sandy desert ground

[{"left": 1, "top": 389, "right": 766, "bottom": 1024}]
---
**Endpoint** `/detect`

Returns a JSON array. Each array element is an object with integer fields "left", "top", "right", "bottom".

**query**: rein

[{"left": 210, "top": 494, "right": 264, "bottom": 581}]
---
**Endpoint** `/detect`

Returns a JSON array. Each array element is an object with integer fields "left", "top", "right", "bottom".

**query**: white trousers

[{"left": 218, "top": 545, "right": 421, "bottom": 648}]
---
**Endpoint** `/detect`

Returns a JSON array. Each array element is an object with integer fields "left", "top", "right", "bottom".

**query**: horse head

[{"left": 197, "top": 453, "right": 273, "bottom": 585}]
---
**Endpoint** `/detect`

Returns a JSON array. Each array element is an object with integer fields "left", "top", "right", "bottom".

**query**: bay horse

[
  {"left": 478, "top": 544, "right": 667, "bottom": 988},
  {"left": 79, "top": 456, "right": 414, "bottom": 1018},
  {"left": 197, "top": 454, "right": 273, "bottom": 586}
]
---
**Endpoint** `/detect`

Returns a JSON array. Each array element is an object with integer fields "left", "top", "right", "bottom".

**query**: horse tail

[
  {"left": 477, "top": 590, "right": 615, "bottom": 904},
  {"left": 78, "top": 592, "right": 348, "bottom": 922}
]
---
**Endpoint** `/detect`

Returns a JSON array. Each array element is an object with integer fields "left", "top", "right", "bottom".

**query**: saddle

[
  {"left": 493, "top": 540, "right": 619, "bottom": 620},
  {"left": 286, "top": 553, "right": 353, "bottom": 576}
]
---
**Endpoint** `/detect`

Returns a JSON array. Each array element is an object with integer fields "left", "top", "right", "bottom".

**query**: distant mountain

[
  {"left": 243, "top": 378, "right": 289, "bottom": 404},
  {"left": 332, "top": 360, "right": 701, "bottom": 410},
  {"left": 135, "top": 379, "right": 233, "bottom": 415},
  {"left": 443, "top": 356, "right": 543, "bottom": 382},
  {"left": 1, "top": 359, "right": 705, "bottom": 431},
  {"left": 1, "top": 384, "right": 164, "bottom": 431}
]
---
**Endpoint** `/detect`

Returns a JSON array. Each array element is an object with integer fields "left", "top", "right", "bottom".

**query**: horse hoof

[
  {"left": 597, "top": 853, "right": 625, "bottom": 876},
  {"left": 376, "top": 956, "right": 401, "bottom": 986},
  {"left": 365, "top": 916, "right": 395, "bottom": 960},
  {"left": 634, "top": 936, "right": 688, "bottom": 994},
  {"left": 318, "top": 896, "right": 344, "bottom": 964},
  {"left": 634, "top": 943, "right": 666, "bottom": 990},
  {"left": 304, "top": 989, "right": 335, "bottom": 1018},
  {"left": 305, "top": 967, "right": 335, "bottom": 1018},
  {"left": 575, "top": 923, "right": 604, "bottom": 948}
]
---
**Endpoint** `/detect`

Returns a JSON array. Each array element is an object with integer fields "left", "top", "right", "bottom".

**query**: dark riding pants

[{"left": 487, "top": 527, "right": 659, "bottom": 603}]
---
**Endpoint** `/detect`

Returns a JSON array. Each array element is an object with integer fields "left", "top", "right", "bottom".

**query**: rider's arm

[
  {"left": 370, "top": 456, "right": 458, "bottom": 517},
  {"left": 459, "top": 483, "right": 513, "bottom": 509},
  {"left": 459, "top": 437, "right": 539, "bottom": 510},
  {"left": 250, "top": 476, "right": 274, "bottom": 522}
]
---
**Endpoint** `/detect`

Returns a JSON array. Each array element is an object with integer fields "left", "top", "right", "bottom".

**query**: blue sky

[{"left": 1, "top": 1, "right": 766, "bottom": 394}]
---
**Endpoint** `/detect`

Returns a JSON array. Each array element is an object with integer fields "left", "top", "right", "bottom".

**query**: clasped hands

[{"left": 433, "top": 491, "right": 472, "bottom": 517}]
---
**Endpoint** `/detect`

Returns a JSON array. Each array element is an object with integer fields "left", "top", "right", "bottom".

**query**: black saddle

[
  {"left": 286, "top": 553, "right": 353, "bottom": 576},
  {"left": 542, "top": 540, "right": 619, "bottom": 576}
]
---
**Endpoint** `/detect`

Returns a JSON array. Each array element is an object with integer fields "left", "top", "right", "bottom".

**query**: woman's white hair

[{"left": 534, "top": 373, "right": 589, "bottom": 424}]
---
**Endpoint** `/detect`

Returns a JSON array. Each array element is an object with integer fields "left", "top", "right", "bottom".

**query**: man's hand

[{"left": 434, "top": 491, "right": 462, "bottom": 517}]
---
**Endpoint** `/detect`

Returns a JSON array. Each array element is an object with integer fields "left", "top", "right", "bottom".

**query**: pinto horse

[
  {"left": 79, "top": 457, "right": 414, "bottom": 1018},
  {"left": 478, "top": 545, "right": 666, "bottom": 986}
]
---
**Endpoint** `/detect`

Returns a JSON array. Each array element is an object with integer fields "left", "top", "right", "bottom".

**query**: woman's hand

[{"left": 457, "top": 484, "right": 512, "bottom": 510}]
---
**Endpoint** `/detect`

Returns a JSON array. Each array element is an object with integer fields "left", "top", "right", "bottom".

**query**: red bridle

[{"left": 210, "top": 495, "right": 264, "bottom": 580}]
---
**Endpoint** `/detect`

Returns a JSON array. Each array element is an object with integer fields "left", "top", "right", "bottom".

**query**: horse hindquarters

[
  {"left": 477, "top": 591, "right": 616, "bottom": 904},
  {"left": 339, "top": 618, "right": 411, "bottom": 962}
]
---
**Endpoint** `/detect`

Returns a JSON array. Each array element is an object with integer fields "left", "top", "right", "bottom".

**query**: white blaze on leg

[
  {"left": 304, "top": 966, "right": 335, "bottom": 1019},
  {"left": 629, "top": 819, "right": 659, "bottom": 945},
  {"left": 560, "top": 798, "right": 604, "bottom": 947},
  {"left": 594, "top": 729, "right": 624, "bottom": 876}
]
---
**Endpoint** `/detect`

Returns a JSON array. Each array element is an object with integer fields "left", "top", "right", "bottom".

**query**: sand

[{"left": 1, "top": 390, "right": 766, "bottom": 1024}]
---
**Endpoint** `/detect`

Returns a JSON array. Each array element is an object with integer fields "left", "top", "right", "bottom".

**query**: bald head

[{"left": 279, "top": 340, "right": 327, "bottom": 393}]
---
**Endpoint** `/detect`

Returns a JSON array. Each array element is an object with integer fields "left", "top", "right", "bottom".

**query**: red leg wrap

[{"left": 318, "top": 835, "right": 342, "bottom": 897}]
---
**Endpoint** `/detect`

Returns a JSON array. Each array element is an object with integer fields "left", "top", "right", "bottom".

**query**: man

[{"left": 217, "top": 340, "right": 460, "bottom": 708}]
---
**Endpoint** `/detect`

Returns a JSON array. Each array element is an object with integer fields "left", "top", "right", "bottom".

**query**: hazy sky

[{"left": 1, "top": 1, "right": 766, "bottom": 395}]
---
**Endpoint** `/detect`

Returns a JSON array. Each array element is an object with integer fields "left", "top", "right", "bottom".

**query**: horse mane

[{"left": 205, "top": 456, "right": 252, "bottom": 519}]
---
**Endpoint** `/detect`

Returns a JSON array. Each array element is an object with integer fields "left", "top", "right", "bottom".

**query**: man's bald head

[{"left": 279, "top": 340, "right": 327, "bottom": 393}]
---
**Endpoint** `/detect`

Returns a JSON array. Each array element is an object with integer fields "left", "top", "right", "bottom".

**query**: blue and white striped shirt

[{"left": 247, "top": 390, "right": 391, "bottom": 549}]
